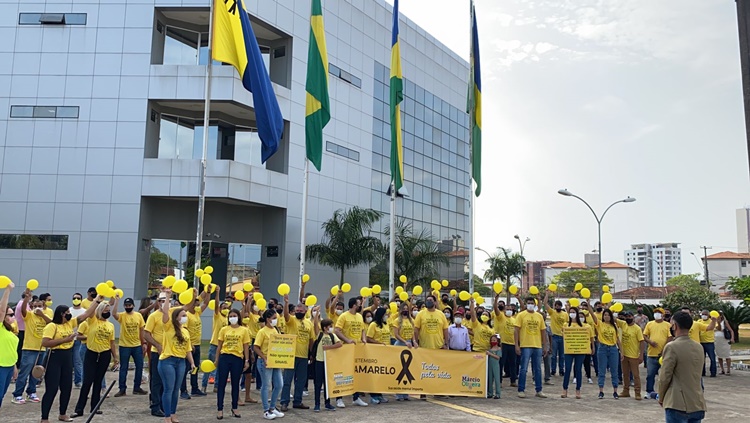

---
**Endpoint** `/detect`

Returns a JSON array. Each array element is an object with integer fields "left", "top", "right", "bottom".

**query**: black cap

[
  {"left": 124, "top": 298, "right": 135, "bottom": 305},
  {"left": 622, "top": 310, "right": 634, "bottom": 317}
]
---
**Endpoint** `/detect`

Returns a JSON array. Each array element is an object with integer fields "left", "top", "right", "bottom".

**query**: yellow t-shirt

[
  {"left": 11, "top": 320, "right": 18, "bottom": 335},
  {"left": 145, "top": 310, "right": 170, "bottom": 353},
  {"left": 159, "top": 324, "right": 192, "bottom": 360},
  {"left": 689, "top": 321, "right": 709, "bottom": 343},
  {"left": 596, "top": 321, "right": 619, "bottom": 346},
  {"left": 276, "top": 315, "right": 286, "bottom": 334},
  {"left": 186, "top": 308, "right": 203, "bottom": 346},
  {"left": 493, "top": 314, "right": 516, "bottom": 345},
  {"left": 78, "top": 320, "right": 89, "bottom": 345},
  {"left": 548, "top": 309, "right": 568, "bottom": 337},
  {"left": 285, "top": 316, "right": 314, "bottom": 358},
  {"left": 392, "top": 317, "right": 414, "bottom": 341},
  {"left": 219, "top": 325, "right": 251, "bottom": 358},
  {"left": 254, "top": 326, "right": 278, "bottom": 358},
  {"left": 116, "top": 311, "right": 145, "bottom": 348},
  {"left": 314, "top": 332, "right": 340, "bottom": 362},
  {"left": 514, "top": 311, "right": 545, "bottom": 349},
  {"left": 43, "top": 308, "right": 53, "bottom": 319},
  {"left": 86, "top": 318, "right": 115, "bottom": 353},
  {"left": 413, "top": 309, "right": 449, "bottom": 350},
  {"left": 699, "top": 324, "right": 715, "bottom": 343},
  {"left": 246, "top": 314, "right": 260, "bottom": 339},
  {"left": 621, "top": 323, "right": 644, "bottom": 359},
  {"left": 81, "top": 298, "right": 93, "bottom": 309},
  {"left": 643, "top": 320, "right": 671, "bottom": 357},
  {"left": 329, "top": 310, "right": 342, "bottom": 327},
  {"left": 42, "top": 317, "right": 79, "bottom": 350},
  {"left": 366, "top": 322, "right": 391, "bottom": 345},
  {"left": 473, "top": 323, "right": 494, "bottom": 352},
  {"left": 210, "top": 313, "right": 227, "bottom": 345},
  {"left": 22, "top": 311, "right": 48, "bottom": 351},
  {"left": 334, "top": 311, "right": 365, "bottom": 344}
]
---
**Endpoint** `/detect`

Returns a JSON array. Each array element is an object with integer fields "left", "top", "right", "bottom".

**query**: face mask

[
  {"left": 276, "top": 308, "right": 284, "bottom": 314},
  {"left": 637, "top": 310, "right": 643, "bottom": 315},
  {"left": 270, "top": 318, "right": 278, "bottom": 327},
  {"left": 295, "top": 312, "right": 305, "bottom": 320},
  {"left": 327, "top": 327, "right": 334, "bottom": 334},
  {"left": 221, "top": 309, "right": 229, "bottom": 316},
  {"left": 701, "top": 315, "right": 708, "bottom": 321},
  {"left": 653, "top": 313, "right": 663, "bottom": 320},
  {"left": 412, "top": 310, "right": 418, "bottom": 317},
  {"left": 425, "top": 300, "right": 435, "bottom": 309},
  {"left": 444, "top": 312, "right": 451, "bottom": 319},
  {"left": 64, "top": 313, "right": 72, "bottom": 321},
  {"left": 72, "top": 299, "right": 81, "bottom": 306},
  {"left": 490, "top": 340, "right": 499, "bottom": 346},
  {"left": 243, "top": 317, "right": 250, "bottom": 324},
  {"left": 401, "top": 311, "right": 409, "bottom": 316},
  {"left": 101, "top": 312, "right": 111, "bottom": 319},
  {"left": 179, "top": 316, "right": 188, "bottom": 325},
  {"left": 555, "top": 307, "right": 562, "bottom": 312},
  {"left": 505, "top": 310, "right": 512, "bottom": 317},
  {"left": 625, "top": 318, "right": 634, "bottom": 325},
  {"left": 228, "top": 316, "right": 239, "bottom": 325},
  {"left": 125, "top": 307, "right": 134, "bottom": 313},
  {"left": 498, "top": 305, "right": 505, "bottom": 311},
  {"left": 454, "top": 317, "right": 463, "bottom": 324},
  {"left": 665, "top": 314, "right": 671, "bottom": 321},
  {"left": 481, "top": 315, "right": 489, "bottom": 323},
  {"left": 582, "top": 310, "right": 589, "bottom": 315},
  {"left": 613, "top": 313, "right": 618, "bottom": 319},
  {"left": 336, "top": 309, "right": 343, "bottom": 315},
  {"left": 580, "top": 317, "right": 587, "bottom": 323},
  {"left": 596, "top": 307, "right": 603, "bottom": 313},
  {"left": 253, "top": 305, "right": 259, "bottom": 312},
  {"left": 46, "top": 301, "right": 53, "bottom": 307},
  {"left": 526, "top": 304, "right": 534, "bottom": 312},
  {"left": 365, "top": 317, "right": 373, "bottom": 323},
  {"left": 569, "top": 313, "right": 577, "bottom": 319}
]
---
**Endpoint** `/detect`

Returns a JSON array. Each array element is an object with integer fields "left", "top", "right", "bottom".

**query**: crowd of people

[{"left": 0, "top": 279, "right": 733, "bottom": 422}]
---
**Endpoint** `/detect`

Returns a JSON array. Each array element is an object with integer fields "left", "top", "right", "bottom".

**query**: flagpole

[
  {"left": 467, "top": 0, "right": 475, "bottom": 295},
  {"left": 388, "top": 182, "right": 396, "bottom": 301},
  {"left": 299, "top": 160, "right": 310, "bottom": 303},
  {"left": 193, "top": 1, "right": 215, "bottom": 291}
]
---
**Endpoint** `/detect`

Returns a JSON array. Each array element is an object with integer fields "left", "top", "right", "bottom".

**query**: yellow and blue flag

[
  {"left": 467, "top": 0, "right": 482, "bottom": 197},
  {"left": 389, "top": 0, "right": 404, "bottom": 192},
  {"left": 213, "top": 0, "right": 284, "bottom": 163}
]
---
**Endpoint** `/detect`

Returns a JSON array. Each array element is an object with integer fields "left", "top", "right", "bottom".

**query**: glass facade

[{"left": 370, "top": 62, "right": 470, "bottom": 242}]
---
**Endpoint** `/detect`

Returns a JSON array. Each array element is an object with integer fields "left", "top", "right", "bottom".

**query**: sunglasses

[{"left": 7, "top": 313, "right": 14, "bottom": 317}]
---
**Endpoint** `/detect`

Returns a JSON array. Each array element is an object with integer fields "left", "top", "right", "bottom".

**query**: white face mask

[
  {"left": 454, "top": 317, "right": 463, "bottom": 325},
  {"left": 270, "top": 318, "right": 278, "bottom": 327},
  {"left": 527, "top": 304, "right": 534, "bottom": 312},
  {"left": 444, "top": 312, "right": 451, "bottom": 318},
  {"left": 653, "top": 313, "right": 663, "bottom": 320},
  {"left": 581, "top": 317, "right": 587, "bottom": 323},
  {"left": 327, "top": 327, "right": 334, "bottom": 334},
  {"left": 335, "top": 309, "right": 343, "bottom": 315},
  {"left": 228, "top": 316, "right": 239, "bottom": 325},
  {"left": 179, "top": 316, "right": 188, "bottom": 325},
  {"left": 412, "top": 310, "right": 418, "bottom": 317},
  {"left": 365, "top": 317, "right": 373, "bottom": 323},
  {"left": 252, "top": 305, "right": 259, "bottom": 312},
  {"left": 701, "top": 315, "right": 708, "bottom": 321},
  {"left": 613, "top": 313, "right": 619, "bottom": 319},
  {"left": 505, "top": 310, "right": 512, "bottom": 317},
  {"left": 569, "top": 313, "right": 577, "bottom": 319}
]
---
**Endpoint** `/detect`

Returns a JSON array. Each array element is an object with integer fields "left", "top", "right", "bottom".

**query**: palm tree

[
  {"left": 306, "top": 207, "right": 384, "bottom": 286},
  {"left": 483, "top": 247, "right": 525, "bottom": 304},
  {"left": 381, "top": 220, "right": 449, "bottom": 289}
]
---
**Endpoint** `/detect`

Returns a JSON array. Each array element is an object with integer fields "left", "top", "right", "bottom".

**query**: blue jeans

[
  {"left": 0, "top": 365, "right": 14, "bottom": 408},
  {"left": 646, "top": 356, "right": 661, "bottom": 393},
  {"left": 501, "top": 343, "right": 517, "bottom": 383},
  {"left": 257, "top": 358, "right": 282, "bottom": 412},
  {"left": 551, "top": 335, "right": 565, "bottom": 375},
  {"left": 597, "top": 344, "right": 619, "bottom": 389},
  {"left": 118, "top": 346, "right": 144, "bottom": 391},
  {"left": 701, "top": 343, "right": 716, "bottom": 377},
  {"left": 665, "top": 409, "right": 705, "bottom": 423},
  {"left": 518, "top": 347, "right": 542, "bottom": 393},
  {"left": 73, "top": 340, "right": 83, "bottom": 385},
  {"left": 563, "top": 354, "right": 585, "bottom": 391},
  {"left": 13, "top": 350, "right": 45, "bottom": 397},
  {"left": 202, "top": 344, "right": 218, "bottom": 390},
  {"left": 281, "top": 357, "right": 308, "bottom": 406},
  {"left": 157, "top": 357, "right": 186, "bottom": 418}
]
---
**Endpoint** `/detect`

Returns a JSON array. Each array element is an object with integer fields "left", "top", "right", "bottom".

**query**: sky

[{"left": 385, "top": 0, "right": 750, "bottom": 276}]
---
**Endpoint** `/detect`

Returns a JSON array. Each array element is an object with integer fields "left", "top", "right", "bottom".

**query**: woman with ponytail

[
  {"left": 157, "top": 298, "right": 195, "bottom": 423},
  {"left": 253, "top": 309, "right": 284, "bottom": 420}
]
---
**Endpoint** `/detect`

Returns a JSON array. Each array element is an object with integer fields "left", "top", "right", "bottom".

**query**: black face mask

[
  {"left": 664, "top": 314, "right": 671, "bottom": 321},
  {"left": 276, "top": 308, "right": 283, "bottom": 314},
  {"left": 64, "top": 313, "right": 72, "bottom": 321},
  {"left": 625, "top": 318, "right": 634, "bottom": 325},
  {"left": 596, "top": 307, "right": 603, "bottom": 312},
  {"left": 555, "top": 307, "right": 562, "bottom": 312},
  {"left": 637, "top": 310, "right": 643, "bottom": 315},
  {"left": 101, "top": 312, "right": 111, "bottom": 319},
  {"left": 425, "top": 300, "right": 435, "bottom": 309},
  {"left": 401, "top": 311, "right": 409, "bottom": 316},
  {"left": 295, "top": 312, "right": 305, "bottom": 320},
  {"left": 125, "top": 307, "right": 134, "bottom": 313},
  {"left": 498, "top": 305, "right": 505, "bottom": 311}
]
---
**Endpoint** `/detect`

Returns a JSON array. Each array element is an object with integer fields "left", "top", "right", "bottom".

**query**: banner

[
  {"left": 267, "top": 333, "right": 296, "bottom": 369},
  {"left": 563, "top": 326, "right": 592, "bottom": 355},
  {"left": 325, "top": 344, "right": 487, "bottom": 398}
]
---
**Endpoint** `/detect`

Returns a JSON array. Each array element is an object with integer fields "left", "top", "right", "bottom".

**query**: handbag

[
  {"left": 724, "top": 328, "right": 732, "bottom": 340},
  {"left": 31, "top": 325, "right": 57, "bottom": 379}
]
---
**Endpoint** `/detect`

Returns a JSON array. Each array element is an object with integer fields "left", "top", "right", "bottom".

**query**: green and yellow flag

[
  {"left": 390, "top": 0, "right": 404, "bottom": 192},
  {"left": 305, "top": 0, "right": 330, "bottom": 171},
  {"left": 467, "top": 0, "right": 482, "bottom": 196}
]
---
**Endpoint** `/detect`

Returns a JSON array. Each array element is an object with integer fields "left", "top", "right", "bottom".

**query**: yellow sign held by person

[
  {"left": 267, "top": 333, "right": 296, "bottom": 369},
  {"left": 563, "top": 326, "right": 592, "bottom": 355},
  {"left": 325, "top": 344, "right": 487, "bottom": 398}
]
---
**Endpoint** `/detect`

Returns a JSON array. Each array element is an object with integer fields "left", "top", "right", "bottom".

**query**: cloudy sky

[{"left": 386, "top": 0, "right": 750, "bottom": 275}]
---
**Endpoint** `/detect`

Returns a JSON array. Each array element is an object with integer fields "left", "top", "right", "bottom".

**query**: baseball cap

[
  {"left": 622, "top": 310, "right": 633, "bottom": 317},
  {"left": 124, "top": 298, "right": 135, "bottom": 306},
  {"left": 454, "top": 308, "right": 464, "bottom": 316}
]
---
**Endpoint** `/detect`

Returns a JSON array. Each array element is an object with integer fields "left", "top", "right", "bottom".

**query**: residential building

[
  {"left": 543, "top": 260, "right": 640, "bottom": 293},
  {"left": 702, "top": 251, "right": 750, "bottom": 294},
  {"left": 0, "top": 0, "right": 470, "bottom": 334},
  {"left": 738, "top": 208, "right": 750, "bottom": 253},
  {"left": 522, "top": 260, "right": 559, "bottom": 291},
  {"left": 625, "top": 243, "right": 682, "bottom": 287}
]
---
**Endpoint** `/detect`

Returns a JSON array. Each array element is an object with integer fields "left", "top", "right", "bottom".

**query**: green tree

[
  {"left": 149, "top": 247, "right": 178, "bottom": 286},
  {"left": 384, "top": 220, "right": 449, "bottom": 289},
  {"left": 483, "top": 248, "right": 525, "bottom": 304},
  {"left": 719, "top": 303, "right": 750, "bottom": 342},
  {"left": 666, "top": 274, "right": 702, "bottom": 288},
  {"left": 307, "top": 207, "right": 383, "bottom": 286},
  {"left": 552, "top": 269, "right": 612, "bottom": 295},
  {"left": 726, "top": 276, "right": 750, "bottom": 305},
  {"left": 662, "top": 283, "right": 722, "bottom": 312}
]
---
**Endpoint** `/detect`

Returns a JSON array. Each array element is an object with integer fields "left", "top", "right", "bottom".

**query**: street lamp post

[
  {"left": 514, "top": 235, "right": 530, "bottom": 289},
  {"left": 558, "top": 189, "right": 636, "bottom": 296}
]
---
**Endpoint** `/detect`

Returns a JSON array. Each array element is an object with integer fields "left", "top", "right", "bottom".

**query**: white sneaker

[
  {"left": 336, "top": 399, "right": 345, "bottom": 408},
  {"left": 587, "top": 378, "right": 593, "bottom": 384},
  {"left": 302, "top": 390, "right": 309, "bottom": 396},
  {"left": 11, "top": 396, "right": 25, "bottom": 405},
  {"left": 263, "top": 411, "right": 276, "bottom": 420},
  {"left": 271, "top": 408, "right": 285, "bottom": 418},
  {"left": 572, "top": 378, "right": 577, "bottom": 384},
  {"left": 353, "top": 398, "right": 368, "bottom": 407}
]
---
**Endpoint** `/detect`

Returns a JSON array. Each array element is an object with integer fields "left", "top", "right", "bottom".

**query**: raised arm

[
  {"left": 21, "top": 289, "right": 31, "bottom": 318},
  {"left": 470, "top": 299, "right": 477, "bottom": 323},
  {"left": 161, "top": 293, "right": 171, "bottom": 323},
  {"left": 0, "top": 282, "right": 14, "bottom": 321},
  {"left": 213, "top": 286, "right": 221, "bottom": 316},
  {"left": 493, "top": 293, "right": 501, "bottom": 317},
  {"left": 78, "top": 295, "right": 103, "bottom": 321},
  {"left": 283, "top": 294, "right": 290, "bottom": 322}
]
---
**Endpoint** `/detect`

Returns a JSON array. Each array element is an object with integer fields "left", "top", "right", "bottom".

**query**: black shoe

[
  {"left": 114, "top": 391, "right": 126, "bottom": 398},
  {"left": 192, "top": 390, "right": 207, "bottom": 397},
  {"left": 598, "top": 392, "right": 604, "bottom": 399},
  {"left": 133, "top": 388, "right": 148, "bottom": 395},
  {"left": 151, "top": 410, "right": 165, "bottom": 417},
  {"left": 70, "top": 413, "right": 83, "bottom": 419}
]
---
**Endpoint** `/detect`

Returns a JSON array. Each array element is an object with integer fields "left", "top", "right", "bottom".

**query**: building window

[
  {"left": 10, "top": 106, "right": 79, "bottom": 119},
  {"left": 325, "top": 141, "right": 360, "bottom": 162},
  {"left": 0, "top": 234, "right": 69, "bottom": 250},
  {"left": 19, "top": 13, "right": 87, "bottom": 25},
  {"left": 329, "top": 63, "right": 362, "bottom": 88}
]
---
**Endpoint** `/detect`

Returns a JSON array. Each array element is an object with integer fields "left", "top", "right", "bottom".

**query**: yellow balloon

[
  {"left": 372, "top": 285, "right": 382, "bottom": 295},
  {"left": 602, "top": 285, "right": 610, "bottom": 293},
  {"left": 548, "top": 283, "right": 558, "bottom": 292},
  {"left": 399, "top": 292, "right": 409, "bottom": 301},
  {"left": 399, "top": 275, "right": 407, "bottom": 283},
  {"left": 341, "top": 283, "right": 351, "bottom": 293},
  {"left": 302, "top": 274, "right": 310, "bottom": 283},
  {"left": 205, "top": 266, "right": 214, "bottom": 275},
  {"left": 569, "top": 298, "right": 580, "bottom": 308},
  {"left": 602, "top": 293, "right": 613, "bottom": 304},
  {"left": 208, "top": 299, "right": 216, "bottom": 310},
  {"left": 330, "top": 285, "right": 339, "bottom": 296},
  {"left": 208, "top": 283, "right": 217, "bottom": 294},
  {"left": 103, "top": 287, "right": 115, "bottom": 298},
  {"left": 234, "top": 291, "right": 245, "bottom": 301},
  {"left": 277, "top": 283, "right": 290, "bottom": 296},
  {"left": 509, "top": 285, "right": 518, "bottom": 295},
  {"left": 256, "top": 298, "right": 267, "bottom": 310},
  {"left": 114, "top": 288, "right": 124, "bottom": 298},
  {"left": 458, "top": 291, "right": 471, "bottom": 301},
  {"left": 574, "top": 283, "right": 583, "bottom": 292},
  {"left": 473, "top": 292, "right": 482, "bottom": 300},
  {"left": 580, "top": 288, "right": 591, "bottom": 299},
  {"left": 395, "top": 286, "right": 404, "bottom": 294},
  {"left": 173, "top": 279, "right": 188, "bottom": 294},
  {"left": 659, "top": 356, "right": 663, "bottom": 366},
  {"left": 179, "top": 290, "right": 194, "bottom": 305},
  {"left": 389, "top": 302, "right": 398, "bottom": 312},
  {"left": 492, "top": 282, "right": 503, "bottom": 294},
  {"left": 610, "top": 302, "right": 623, "bottom": 313},
  {"left": 242, "top": 282, "right": 253, "bottom": 292},
  {"left": 441, "top": 280, "right": 449, "bottom": 287},
  {"left": 201, "top": 274, "right": 212, "bottom": 285},
  {"left": 305, "top": 295, "right": 317, "bottom": 306},
  {"left": 253, "top": 292, "right": 264, "bottom": 301},
  {"left": 710, "top": 310, "right": 720, "bottom": 318},
  {"left": 200, "top": 360, "right": 216, "bottom": 373},
  {"left": 360, "top": 287, "right": 372, "bottom": 297},
  {"left": 27, "top": 279, "right": 40, "bottom": 291},
  {"left": 163, "top": 275, "right": 176, "bottom": 288},
  {"left": 450, "top": 289, "right": 457, "bottom": 297},
  {"left": 529, "top": 286, "right": 539, "bottom": 295},
  {"left": 195, "top": 269, "right": 204, "bottom": 278},
  {"left": 106, "top": 280, "right": 114, "bottom": 288},
  {"left": 95, "top": 282, "right": 108, "bottom": 296},
  {"left": 413, "top": 286, "right": 423, "bottom": 296},
  {"left": 431, "top": 280, "right": 440, "bottom": 290},
  {"left": 0, "top": 276, "right": 10, "bottom": 289}
]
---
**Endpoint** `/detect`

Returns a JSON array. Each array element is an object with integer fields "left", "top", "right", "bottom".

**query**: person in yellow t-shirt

[
  {"left": 81, "top": 288, "right": 97, "bottom": 310},
  {"left": 695, "top": 310, "right": 718, "bottom": 377},
  {"left": 470, "top": 300, "right": 493, "bottom": 352},
  {"left": 180, "top": 289, "right": 208, "bottom": 399},
  {"left": 543, "top": 289, "right": 568, "bottom": 378},
  {"left": 14, "top": 290, "right": 52, "bottom": 404},
  {"left": 588, "top": 308, "right": 623, "bottom": 399},
  {"left": 144, "top": 291, "right": 181, "bottom": 416},
  {"left": 366, "top": 307, "right": 392, "bottom": 404},
  {"left": 39, "top": 293, "right": 54, "bottom": 320},
  {"left": 72, "top": 300, "right": 118, "bottom": 419},
  {"left": 253, "top": 309, "right": 284, "bottom": 419},
  {"left": 493, "top": 295, "right": 518, "bottom": 386},
  {"left": 280, "top": 295, "right": 314, "bottom": 410},
  {"left": 114, "top": 297, "right": 147, "bottom": 397},
  {"left": 618, "top": 311, "right": 645, "bottom": 399},
  {"left": 643, "top": 307, "right": 673, "bottom": 397},
  {"left": 214, "top": 309, "right": 251, "bottom": 419},
  {"left": 312, "top": 311, "right": 342, "bottom": 411},
  {"left": 202, "top": 288, "right": 229, "bottom": 394},
  {"left": 157, "top": 302, "right": 195, "bottom": 423},
  {"left": 514, "top": 297, "right": 548, "bottom": 398},
  {"left": 0, "top": 283, "right": 19, "bottom": 409},
  {"left": 333, "top": 297, "right": 368, "bottom": 406},
  {"left": 560, "top": 307, "right": 595, "bottom": 399},
  {"left": 413, "top": 295, "right": 449, "bottom": 351},
  {"left": 393, "top": 302, "right": 417, "bottom": 347}
]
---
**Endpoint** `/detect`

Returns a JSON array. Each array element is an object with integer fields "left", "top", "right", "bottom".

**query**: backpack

[{"left": 311, "top": 331, "right": 335, "bottom": 360}]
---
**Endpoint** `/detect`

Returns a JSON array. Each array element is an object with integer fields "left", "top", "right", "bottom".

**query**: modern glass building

[{"left": 0, "top": 0, "right": 470, "bottom": 330}]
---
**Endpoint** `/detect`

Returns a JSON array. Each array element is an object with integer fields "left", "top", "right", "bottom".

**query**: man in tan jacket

[{"left": 658, "top": 311, "right": 707, "bottom": 423}]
